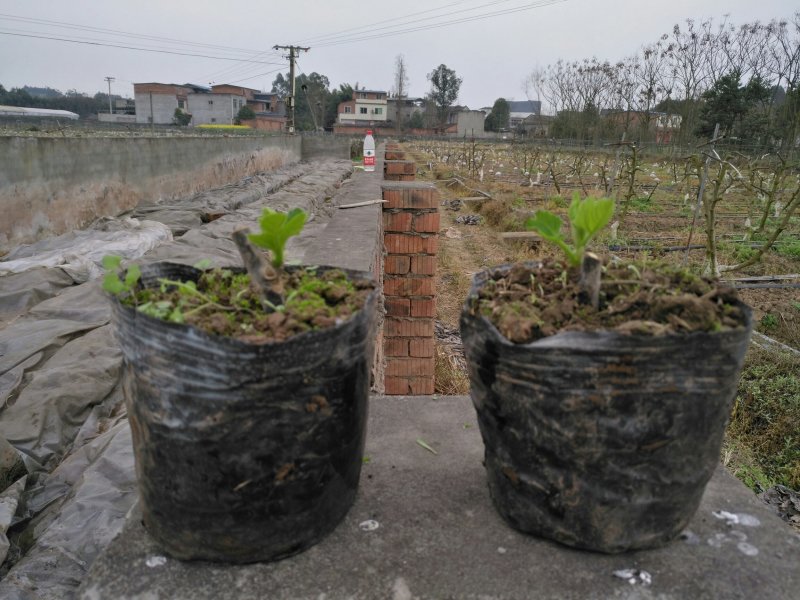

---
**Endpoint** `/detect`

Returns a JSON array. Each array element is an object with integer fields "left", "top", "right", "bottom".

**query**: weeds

[{"left": 727, "top": 348, "right": 800, "bottom": 490}]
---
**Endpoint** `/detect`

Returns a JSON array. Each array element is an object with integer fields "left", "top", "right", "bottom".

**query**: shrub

[{"left": 235, "top": 105, "right": 255, "bottom": 124}]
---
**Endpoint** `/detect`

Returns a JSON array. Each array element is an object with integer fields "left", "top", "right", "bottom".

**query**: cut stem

[
  {"left": 232, "top": 226, "right": 284, "bottom": 311},
  {"left": 579, "top": 252, "right": 601, "bottom": 310}
]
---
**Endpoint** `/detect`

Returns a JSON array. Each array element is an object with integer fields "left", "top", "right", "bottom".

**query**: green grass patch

[
  {"left": 726, "top": 348, "right": 800, "bottom": 490},
  {"left": 775, "top": 239, "right": 800, "bottom": 259}
]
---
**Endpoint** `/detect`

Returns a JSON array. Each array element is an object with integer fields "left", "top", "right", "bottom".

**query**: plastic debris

[
  {"left": 713, "top": 510, "right": 760, "bottom": 527},
  {"left": 145, "top": 555, "right": 167, "bottom": 568},
  {"left": 359, "top": 520, "right": 380, "bottom": 532},
  {"left": 613, "top": 569, "right": 652, "bottom": 586},
  {"left": 455, "top": 214, "right": 481, "bottom": 226}
]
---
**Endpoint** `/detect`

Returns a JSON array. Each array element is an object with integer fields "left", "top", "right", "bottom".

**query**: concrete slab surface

[{"left": 81, "top": 395, "right": 800, "bottom": 600}]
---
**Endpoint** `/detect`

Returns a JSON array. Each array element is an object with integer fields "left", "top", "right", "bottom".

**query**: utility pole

[
  {"left": 273, "top": 45, "right": 309, "bottom": 134},
  {"left": 104, "top": 76, "right": 115, "bottom": 114}
]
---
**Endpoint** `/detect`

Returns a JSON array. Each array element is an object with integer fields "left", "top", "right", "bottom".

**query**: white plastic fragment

[
  {"left": 497, "top": 546, "right": 507, "bottom": 554},
  {"left": 359, "top": 519, "right": 380, "bottom": 532},
  {"left": 713, "top": 510, "right": 740, "bottom": 525},
  {"left": 737, "top": 542, "right": 759, "bottom": 557},
  {"left": 145, "top": 555, "right": 167, "bottom": 568},
  {"left": 613, "top": 569, "right": 652, "bottom": 586},
  {"left": 713, "top": 510, "right": 760, "bottom": 527}
]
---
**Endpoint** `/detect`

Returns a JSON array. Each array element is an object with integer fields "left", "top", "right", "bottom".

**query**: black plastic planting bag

[
  {"left": 460, "top": 264, "right": 753, "bottom": 553},
  {"left": 110, "top": 262, "right": 377, "bottom": 563}
]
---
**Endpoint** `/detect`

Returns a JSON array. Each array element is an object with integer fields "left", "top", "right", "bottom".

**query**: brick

[
  {"left": 385, "top": 150, "right": 406, "bottom": 160},
  {"left": 384, "top": 277, "right": 435, "bottom": 297},
  {"left": 384, "top": 233, "right": 438, "bottom": 255},
  {"left": 383, "top": 212, "right": 412, "bottom": 232},
  {"left": 385, "top": 338, "right": 409, "bottom": 357},
  {"left": 384, "top": 160, "right": 415, "bottom": 175},
  {"left": 410, "top": 297, "right": 436, "bottom": 318},
  {"left": 381, "top": 187, "right": 438, "bottom": 210},
  {"left": 409, "top": 338, "right": 435, "bottom": 358},
  {"left": 384, "top": 376, "right": 409, "bottom": 395},
  {"left": 384, "top": 255, "right": 411, "bottom": 274},
  {"left": 410, "top": 255, "right": 437, "bottom": 276},
  {"left": 385, "top": 296, "right": 410, "bottom": 316},
  {"left": 413, "top": 212, "right": 440, "bottom": 233},
  {"left": 408, "top": 377, "right": 435, "bottom": 395},
  {"left": 385, "top": 317, "right": 435, "bottom": 338},
  {"left": 386, "top": 358, "right": 435, "bottom": 378},
  {"left": 384, "top": 173, "right": 415, "bottom": 182}
]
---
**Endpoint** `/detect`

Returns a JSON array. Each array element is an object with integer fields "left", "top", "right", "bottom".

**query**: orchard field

[{"left": 403, "top": 139, "right": 800, "bottom": 502}]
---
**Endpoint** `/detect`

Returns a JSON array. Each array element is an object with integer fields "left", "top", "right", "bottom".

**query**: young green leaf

[
  {"left": 524, "top": 211, "right": 563, "bottom": 242},
  {"left": 524, "top": 210, "right": 578, "bottom": 265},
  {"left": 102, "top": 272, "right": 126, "bottom": 295},
  {"left": 124, "top": 264, "right": 141, "bottom": 289},
  {"left": 102, "top": 255, "right": 122, "bottom": 271},
  {"left": 248, "top": 207, "right": 309, "bottom": 268},
  {"left": 569, "top": 193, "right": 615, "bottom": 248},
  {"left": 525, "top": 194, "right": 615, "bottom": 267}
]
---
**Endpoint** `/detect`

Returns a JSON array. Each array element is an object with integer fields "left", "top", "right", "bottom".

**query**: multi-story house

[
  {"left": 507, "top": 100, "right": 542, "bottom": 130},
  {"left": 133, "top": 83, "right": 207, "bottom": 124},
  {"left": 337, "top": 89, "right": 388, "bottom": 125}
]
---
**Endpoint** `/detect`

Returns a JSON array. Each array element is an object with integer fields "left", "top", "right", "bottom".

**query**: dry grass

[{"left": 435, "top": 345, "right": 470, "bottom": 395}]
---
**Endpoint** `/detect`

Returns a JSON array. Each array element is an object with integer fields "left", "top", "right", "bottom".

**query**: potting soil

[{"left": 473, "top": 259, "right": 748, "bottom": 344}]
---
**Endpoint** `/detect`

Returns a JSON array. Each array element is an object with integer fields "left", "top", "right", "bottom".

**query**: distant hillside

[
  {"left": 0, "top": 84, "right": 126, "bottom": 118},
  {"left": 22, "top": 86, "right": 63, "bottom": 99}
]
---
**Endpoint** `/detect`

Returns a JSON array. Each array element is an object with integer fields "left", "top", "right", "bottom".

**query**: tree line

[
  {"left": 0, "top": 85, "right": 124, "bottom": 118},
  {"left": 525, "top": 12, "right": 800, "bottom": 149}
]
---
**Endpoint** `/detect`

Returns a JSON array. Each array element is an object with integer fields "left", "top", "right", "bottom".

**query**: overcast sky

[{"left": 0, "top": 0, "right": 794, "bottom": 110}]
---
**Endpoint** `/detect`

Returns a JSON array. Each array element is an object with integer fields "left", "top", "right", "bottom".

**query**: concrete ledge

[
  {"left": 302, "top": 169, "right": 383, "bottom": 274},
  {"left": 81, "top": 395, "right": 800, "bottom": 600}
]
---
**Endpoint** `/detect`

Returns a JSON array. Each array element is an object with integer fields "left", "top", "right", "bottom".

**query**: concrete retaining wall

[
  {"left": 300, "top": 136, "right": 351, "bottom": 161},
  {"left": 0, "top": 135, "right": 302, "bottom": 252}
]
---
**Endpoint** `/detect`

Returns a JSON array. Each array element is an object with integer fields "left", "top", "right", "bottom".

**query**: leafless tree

[{"left": 393, "top": 54, "right": 410, "bottom": 133}]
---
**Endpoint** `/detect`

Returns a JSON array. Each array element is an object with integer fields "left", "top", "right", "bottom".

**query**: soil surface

[
  {"left": 125, "top": 267, "right": 373, "bottom": 343},
  {"left": 470, "top": 259, "right": 749, "bottom": 344}
]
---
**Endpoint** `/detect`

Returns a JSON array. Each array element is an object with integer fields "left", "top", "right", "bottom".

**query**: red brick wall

[
  {"left": 241, "top": 116, "right": 286, "bottom": 131},
  {"left": 381, "top": 176, "right": 439, "bottom": 396}
]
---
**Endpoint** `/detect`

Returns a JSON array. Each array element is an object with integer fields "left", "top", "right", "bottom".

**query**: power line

[
  {"left": 198, "top": 48, "right": 287, "bottom": 85},
  {"left": 0, "top": 12, "right": 276, "bottom": 56},
  {"left": 297, "top": 0, "right": 516, "bottom": 45},
  {"left": 195, "top": 1, "right": 550, "bottom": 88},
  {"left": 225, "top": 66, "right": 286, "bottom": 85},
  {"left": 0, "top": 30, "right": 283, "bottom": 64},
  {"left": 311, "top": 0, "right": 568, "bottom": 48}
]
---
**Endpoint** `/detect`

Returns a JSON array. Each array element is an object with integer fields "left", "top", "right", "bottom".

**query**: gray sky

[{"left": 0, "top": 0, "right": 795, "bottom": 110}]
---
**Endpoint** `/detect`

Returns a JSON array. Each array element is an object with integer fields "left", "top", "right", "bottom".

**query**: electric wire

[
  {"left": 0, "top": 30, "right": 283, "bottom": 65},
  {"left": 0, "top": 12, "right": 278, "bottom": 56},
  {"left": 294, "top": 0, "right": 512, "bottom": 44},
  {"left": 1, "top": 1, "right": 567, "bottom": 95},
  {"left": 202, "top": 0, "right": 565, "bottom": 91},
  {"left": 311, "top": 0, "right": 568, "bottom": 48}
]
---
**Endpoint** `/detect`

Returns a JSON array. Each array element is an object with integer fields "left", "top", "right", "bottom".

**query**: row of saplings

[{"left": 104, "top": 195, "right": 751, "bottom": 562}]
